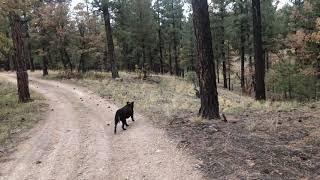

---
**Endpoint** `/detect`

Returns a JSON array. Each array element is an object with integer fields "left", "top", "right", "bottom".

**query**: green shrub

[{"left": 266, "top": 60, "right": 319, "bottom": 100}]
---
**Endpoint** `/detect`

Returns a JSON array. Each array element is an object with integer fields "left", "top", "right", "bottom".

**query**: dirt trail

[{"left": 0, "top": 73, "right": 202, "bottom": 180}]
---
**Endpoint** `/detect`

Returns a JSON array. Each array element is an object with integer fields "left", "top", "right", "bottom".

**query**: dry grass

[
  {"left": 0, "top": 79, "right": 48, "bottom": 161},
  {"left": 44, "top": 71, "right": 320, "bottom": 179}
]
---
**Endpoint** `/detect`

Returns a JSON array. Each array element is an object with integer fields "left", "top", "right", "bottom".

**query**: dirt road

[{"left": 0, "top": 73, "right": 202, "bottom": 180}]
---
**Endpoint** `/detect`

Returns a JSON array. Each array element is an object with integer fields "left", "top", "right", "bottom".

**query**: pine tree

[{"left": 192, "top": 0, "right": 220, "bottom": 119}]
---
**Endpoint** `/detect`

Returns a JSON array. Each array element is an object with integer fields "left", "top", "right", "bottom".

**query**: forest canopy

[{"left": 0, "top": 0, "right": 319, "bottom": 101}]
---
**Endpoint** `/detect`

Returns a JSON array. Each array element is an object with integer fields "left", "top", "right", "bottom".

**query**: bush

[{"left": 184, "top": 71, "right": 198, "bottom": 85}]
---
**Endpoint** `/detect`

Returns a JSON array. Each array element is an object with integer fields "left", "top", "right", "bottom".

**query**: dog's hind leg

[
  {"left": 125, "top": 120, "right": 129, "bottom": 126},
  {"left": 114, "top": 115, "right": 119, "bottom": 134}
]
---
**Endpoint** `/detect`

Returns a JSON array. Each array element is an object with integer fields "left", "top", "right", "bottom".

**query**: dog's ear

[
  {"left": 131, "top": 101, "right": 134, "bottom": 105},
  {"left": 127, "top": 102, "right": 130, "bottom": 105}
]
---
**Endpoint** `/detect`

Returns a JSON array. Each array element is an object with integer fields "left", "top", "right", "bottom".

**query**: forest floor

[
  {"left": 0, "top": 78, "right": 48, "bottom": 163},
  {"left": 43, "top": 71, "right": 320, "bottom": 179},
  {"left": 0, "top": 72, "right": 202, "bottom": 180}
]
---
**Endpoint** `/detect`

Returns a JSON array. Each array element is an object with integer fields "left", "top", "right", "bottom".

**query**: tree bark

[
  {"left": 240, "top": 27, "right": 245, "bottom": 91},
  {"left": 227, "top": 41, "right": 231, "bottom": 91},
  {"left": 265, "top": 50, "right": 270, "bottom": 71},
  {"left": 191, "top": 0, "right": 220, "bottom": 119},
  {"left": 64, "top": 48, "right": 73, "bottom": 72},
  {"left": 169, "top": 42, "right": 173, "bottom": 75},
  {"left": 23, "top": 13, "right": 35, "bottom": 72},
  {"left": 10, "top": 11, "right": 31, "bottom": 103},
  {"left": 157, "top": 0, "right": 164, "bottom": 74},
  {"left": 102, "top": 0, "right": 119, "bottom": 78},
  {"left": 60, "top": 49, "right": 68, "bottom": 70},
  {"left": 219, "top": 4, "right": 227, "bottom": 89},
  {"left": 252, "top": 0, "right": 266, "bottom": 100},
  {"left": 42, "top": 47, "right": 49, "bottom": 76},
  {"left": 5, "top": 31, "right": 11, "bottom": 71},
  {"left": 172, "top": 0, "right": 179, "bottom": 76},
  {"left": 216, "top": 60, "right": 220, "bottom": 83},
  {"left": 78, "top": 24, "right": 86, "bottom": 73},
  {"left": 240, "top": 2, "right": 245, "bottom": 91}
]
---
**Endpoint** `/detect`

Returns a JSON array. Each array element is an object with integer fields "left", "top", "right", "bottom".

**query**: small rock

[
  {"left": 277, "top": 121, "right": 282, "bottom": 125},
  {"left": 107, "top": 106, "right": 111, "bottom": 108},
  {"left": 35, "top": 160, "right": 42, "bottom": 164},
  {"left": 21, "top": 117, "right": 25, "bottom": 121},
  {"left": 300, "top": 156, "right": 308, "bottom": 161},
  {"left": 51, "top": 109, "right": 54, "bottom": 111},
  {"left": 107, "top": 123, "right": 110, "bottom": 126},
  {"left": 298, "top": 119, "right": 302, "bottom": 122},
  {"left": 262, "top": 169, "right": 270, "bottom": 174},
  {"left": 245, "top": 159, "right": 255, "bottom": 167}
]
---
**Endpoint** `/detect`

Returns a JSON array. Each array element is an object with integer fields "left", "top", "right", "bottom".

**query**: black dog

[{"left": 114, "top": 102, "right": 135, "bottom": 134}]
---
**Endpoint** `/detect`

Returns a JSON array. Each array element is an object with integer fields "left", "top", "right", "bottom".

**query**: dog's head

[{"left": 126, "top": 101, "right": 134, "bottom": 109}]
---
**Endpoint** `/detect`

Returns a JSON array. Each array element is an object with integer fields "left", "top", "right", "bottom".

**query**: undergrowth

[{"left": 0, "top": 79, "right": 47, "bottom": 160}]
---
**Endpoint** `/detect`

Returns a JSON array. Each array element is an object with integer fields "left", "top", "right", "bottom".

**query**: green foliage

[
  {"left": 184, "top": 71, "right": 198, "bottom": 84},
  {"left": 266, "top": 60, "right": 319, "bottom": 100}
]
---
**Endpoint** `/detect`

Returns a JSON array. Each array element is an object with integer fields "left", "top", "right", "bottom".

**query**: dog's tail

[{"left": 114, "top": 113, "right": 119, "bottom": 134}]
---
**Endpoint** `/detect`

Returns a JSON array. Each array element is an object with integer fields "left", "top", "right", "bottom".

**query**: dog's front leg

[{"left": 122, "top": 121, "right": 127, "bottom": 130}]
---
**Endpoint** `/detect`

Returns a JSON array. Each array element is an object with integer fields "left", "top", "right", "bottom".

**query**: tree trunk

[
  {"left": 217, "top": 61, "right": 220, "bottom": 83},
  {"left": 191, "top": 0, "right": 220, "bottom": 119},
  {"left": 23, "top": 13, "right": 35, "bottom": 72},
  {"left": 227, "top": 41, "right": 231, "bottom": 91},
  {"left": 222, "top": 52, "right": 227, "bottom": 88},
  {"left": 220, "top": 5, "right": 227, "bottom": 89},
  {"left": 240, "top": 27, "right": 245, "bottom": 91},
  {"left": 78, "top": 24, "right": 86, "bottom": 73},
  {"left": 157, "top": 0, "right": 164, "bottom": 74},
  {"left": 64, "top": 49, "right": 73, "bottom": 72},
  {"left": 169, "top": 42, "right": 173, "bottom": 75},
  {"left": 123, "top": 43, "right": 130, "bottom": 71},
  {"left": 317, "top": 57, "right": 320, "bottom": 79},
  {"left": 60, "top": 49, "right": 68, "bottom": 70},
  {"left": 5, "top": 55, "right": 11, "bottom": 71},
  {"left": 265, "top": 50, "right": 269, "bottom": 71},
  {"left": 172, "top": 0, "right": 179, "bottom": 76},
  {"left": 26, "top": 41, "right": 35, "bottom": 72},
  {"left": 10, "top": 54, "right": 16, "bottom": 71},
  {"left": 240, "top": 3, "right": 245, "bottom": 91},
  {"left": 10, "top": 11, "right": 31, "bottom": 103},
  {"left": 102, "top": 0, "right": 119, "bottom": 78},
  {"left": 42, "top": 47, "right": 49, "bottom": 76},
  {"left": 252, "top": 0, "right": 266, "bottom": 100}
]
